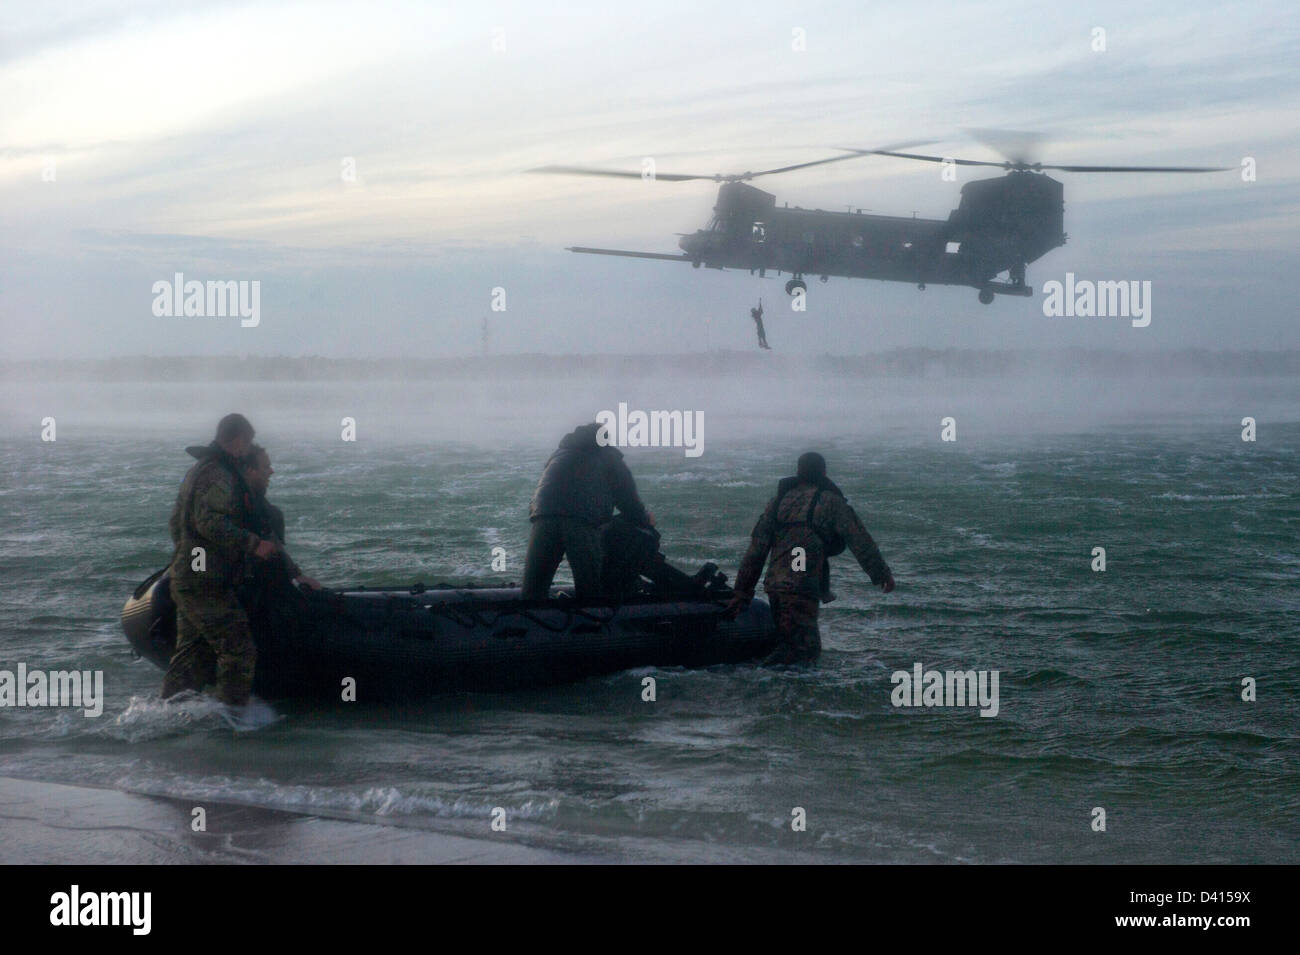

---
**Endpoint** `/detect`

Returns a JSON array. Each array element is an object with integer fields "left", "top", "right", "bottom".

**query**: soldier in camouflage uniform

[
  {"left": 160, "top": 414, "right": 276, "bottom": 705},
  {"left": 726, "top": 452, "right": 895, "bottom": 665}
]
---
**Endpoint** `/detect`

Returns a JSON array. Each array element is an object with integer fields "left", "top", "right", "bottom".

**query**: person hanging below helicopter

[{"left": 750, "top": 300, "right": 771, "bottom": 350}]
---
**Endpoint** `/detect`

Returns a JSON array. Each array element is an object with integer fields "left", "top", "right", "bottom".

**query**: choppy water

[{"left": 1, "top": 377, "right": 1298, "bottom": 862}]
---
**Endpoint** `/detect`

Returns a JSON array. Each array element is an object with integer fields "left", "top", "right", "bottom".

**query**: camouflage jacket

[
  {"left": 734, "top": 478, "right": 891, "bottom": 601},
  {"left": 168, "top": 445, "right": 261, "bottom": 589}
]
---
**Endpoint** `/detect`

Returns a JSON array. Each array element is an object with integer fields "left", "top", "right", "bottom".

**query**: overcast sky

[{"left": 2, "top": 0, "right": 1297, "bottom": 358}]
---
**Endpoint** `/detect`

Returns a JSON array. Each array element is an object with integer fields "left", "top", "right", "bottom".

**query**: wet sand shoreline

[{"left": 0, "top": 776, "right": 590, "bottom": 865}]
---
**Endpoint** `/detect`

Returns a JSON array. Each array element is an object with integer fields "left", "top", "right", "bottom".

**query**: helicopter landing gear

[
  {"left": 784, "top": 277, "right": 807, "bottom": 295},
  {"left": 918, "top": 282, "right": 926, "bottom": 291},
  {"left": 1010, "top": 263, "right": 1026, "bottom": 288},
  {"left": 819, "top": 275, "right": 829, "bottom": 283},
  {"left": 978, "top": 288, "right": 995, "bottom": 305}
]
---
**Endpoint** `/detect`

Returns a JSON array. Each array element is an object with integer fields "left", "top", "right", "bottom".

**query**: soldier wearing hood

[
  {"left": 726, "top": 452, "right": 896, "bottom": 665},
  {"left": 521, "top": 422, "right": 654, "bottom": 601}
]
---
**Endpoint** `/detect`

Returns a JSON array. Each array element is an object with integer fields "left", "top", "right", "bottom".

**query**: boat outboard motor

[
  {"left": 599, "top": 516, "right": 732, "bottom": 600},
  {"left": 120, "top": 567, "right": 177, "bottom": 667}
]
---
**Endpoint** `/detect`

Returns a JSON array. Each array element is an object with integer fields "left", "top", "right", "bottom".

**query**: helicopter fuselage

[
  {"left": 544, "top": 142, "right": 1224, "bottom": 305},
  {"left": 571, "top": 174, "right": 1067, "bottom": 303}
]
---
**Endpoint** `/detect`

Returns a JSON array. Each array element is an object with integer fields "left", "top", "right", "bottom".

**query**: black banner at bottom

[{"left": 5, "top": 864, "right": 1284, "bottom": 941}]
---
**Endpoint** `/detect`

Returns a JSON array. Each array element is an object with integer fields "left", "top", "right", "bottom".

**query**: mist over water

[
  {"left": 1, "top": 355, "right": 1297, "bottom": 862},
  {"left": 4, "top": 351, "right": 1295, "bottom": 446}
]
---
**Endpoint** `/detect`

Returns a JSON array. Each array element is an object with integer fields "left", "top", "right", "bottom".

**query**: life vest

[
  {"left": 773, "top": 477, "right": 846, "bottom": 556},
  {"left": 771, "top": 477, "right": 846, "bottom": 602}
]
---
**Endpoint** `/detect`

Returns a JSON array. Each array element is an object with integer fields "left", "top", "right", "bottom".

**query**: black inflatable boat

[{"left": 121, "top": 553, "right": 775, "bottom": 699}]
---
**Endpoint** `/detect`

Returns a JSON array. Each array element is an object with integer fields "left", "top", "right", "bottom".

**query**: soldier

[
  {"left": 725, "top": 452, "right": 895, "bottom": 665},
  {"left": 239, "top": 444, "right": 321, "bottom": 592},
  {"left": 160, "top": 414, "right": 276, "bottom": 705},
  {"left": 750, "top": 300, "right": 771, "bottom": 350},
  {"left": 521, "top": 422, "right": 654, "bottom": 601}
]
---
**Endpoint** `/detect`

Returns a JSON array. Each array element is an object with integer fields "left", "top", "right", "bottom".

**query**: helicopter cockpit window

[{"left": 751, "top": 222, "right": 766, "bottom": 242}]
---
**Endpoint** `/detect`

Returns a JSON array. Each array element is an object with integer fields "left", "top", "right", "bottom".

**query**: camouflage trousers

[
  {"left": 765, "top": 593, "right": 821, "bottom": 665},
  {"left": 160, "top": 580, "right": 257, "bottom": 705}
]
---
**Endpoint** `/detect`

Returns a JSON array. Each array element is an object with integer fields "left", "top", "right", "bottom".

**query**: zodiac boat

[{"left": 121, "top": 554, "right": 775, "bottom": 700}]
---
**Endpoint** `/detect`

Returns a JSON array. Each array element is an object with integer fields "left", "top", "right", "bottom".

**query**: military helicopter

[{"left": 531, "top": 134, "right": 1226, "bottom": 304}]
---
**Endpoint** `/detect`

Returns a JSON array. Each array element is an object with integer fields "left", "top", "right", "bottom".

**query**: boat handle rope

[
  {"left": 425, "top": 601, "right": 622, "bottom": 635},
  {"left": 430, "top": 604, "right": 574, "bottom": 634}
]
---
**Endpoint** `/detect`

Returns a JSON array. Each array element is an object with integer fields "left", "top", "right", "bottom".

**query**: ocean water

[{"left": 0, "top": 375, "right": 1297, "bottom": 863}]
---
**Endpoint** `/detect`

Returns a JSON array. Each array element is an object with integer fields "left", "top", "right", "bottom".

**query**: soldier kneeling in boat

[
  {"left": 726, "top": 452, "right": 896, "bottom": 666},
  {"left": 522, "top": 422, "right": 655, "bottom": 601}
]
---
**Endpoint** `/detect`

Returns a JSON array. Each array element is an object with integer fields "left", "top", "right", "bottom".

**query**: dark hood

[
  {"left": 531, "top": 423, "right": 646, "bottom": 526},
  {"left": 558, "top": 422, "right": 619, "bottom": 456}
]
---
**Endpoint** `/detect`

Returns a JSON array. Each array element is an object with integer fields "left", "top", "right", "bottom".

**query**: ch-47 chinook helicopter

[{"left": 531, "top": 134, "right": 1227, "bottom": 304}]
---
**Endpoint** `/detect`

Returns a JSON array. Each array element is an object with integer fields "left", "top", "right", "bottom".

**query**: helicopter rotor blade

[
  {"left": 529, "top": 140, "right": 933, "bottom": 184},
  {"left": 531, "top": 141, "right": 1228, "bottom": 182},
  {"left": 1034, "top": 163, "right": 1232, "bottom": 173},
  {"left": 962, "top": 127, "right": 1047, "bottom": 167},
  {"left": 958, "top": 128, "right": 1228, "bottom": 172},
  {"left": 850, "top": 150, "right": 1229, "bottom": 174},
  {"left": 744, "top": 140, "right": 933, "bottom": 179},
  {"left": 840, "top": 149, "right": 1007, "bottom": 168},
  {"left": 528, "top": 165, "right": 711, "bottom": 182}
]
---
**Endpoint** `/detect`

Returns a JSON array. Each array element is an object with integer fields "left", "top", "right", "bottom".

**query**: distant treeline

[{"left": 4, "top": 349, "right": 1299, "bottom": 381}]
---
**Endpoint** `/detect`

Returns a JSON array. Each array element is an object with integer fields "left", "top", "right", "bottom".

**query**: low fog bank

[
  {"left": 2, "top": 350, "right": 1296, "bottom": 447},
  {"left": 4, "top": 349, "right": 1300, "bottom": 383}
]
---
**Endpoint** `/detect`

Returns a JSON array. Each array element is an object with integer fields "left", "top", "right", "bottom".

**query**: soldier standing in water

[
  {"left": 726, "top": 452, "right": 895, "bottom": 665},
  {"left": 161, "top": 414, "right": 274, "bottom": 705}
]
